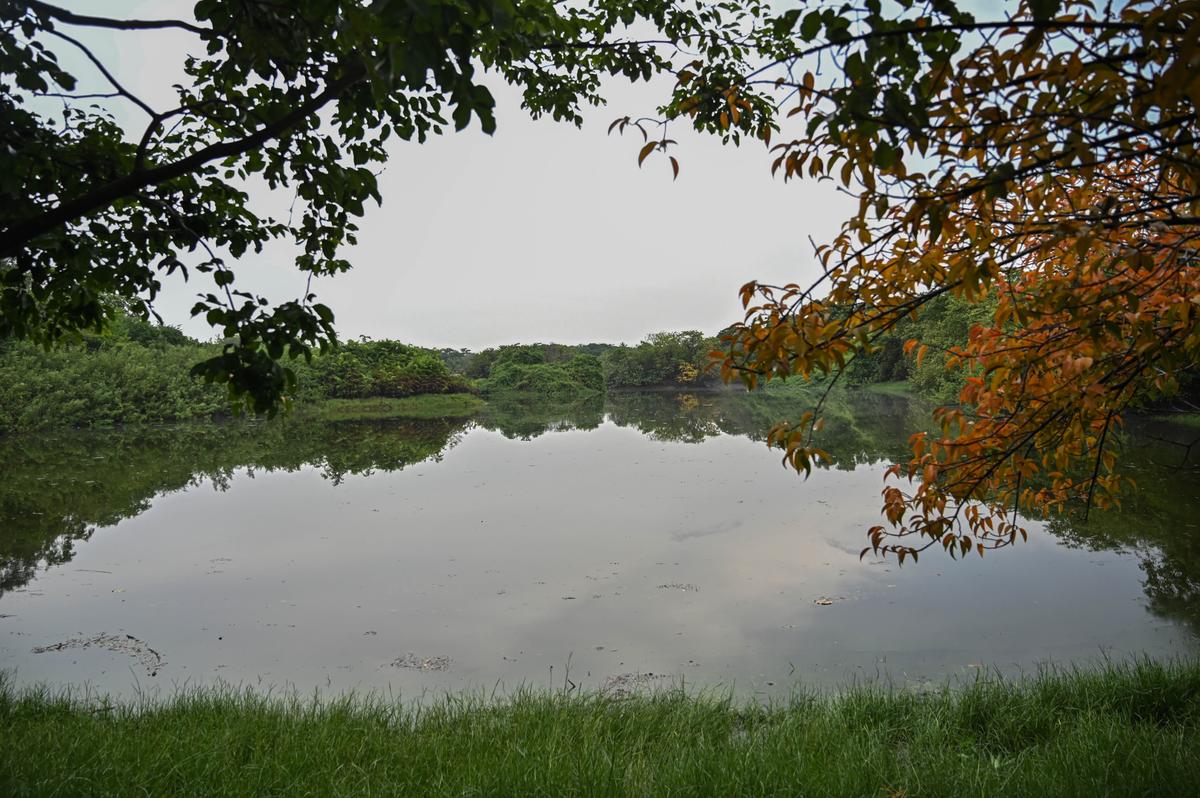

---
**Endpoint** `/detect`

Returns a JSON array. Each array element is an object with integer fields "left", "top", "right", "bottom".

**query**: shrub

[{"left": 296, "top": 341, "right": 472, "bottom": 400}]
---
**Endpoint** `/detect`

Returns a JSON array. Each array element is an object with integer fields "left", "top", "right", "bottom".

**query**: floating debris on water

[
  {"left": 657, "top": 583, "right": 699, "bottom": 592},
  {"left": 601, "top": 671, "right": 674, "bottom": 697},
  {"left": 32, "top": 633, "right": 165, "bottom": 676},
  {"left": 391, "top": 653, "right": 451, "bottom": 672}
]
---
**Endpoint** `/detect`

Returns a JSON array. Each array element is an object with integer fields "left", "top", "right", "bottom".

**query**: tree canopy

[
  {"left": 0, "top": 0, "right": 770, "bottom": 410},
  {"left": 652, "top": 0, "right": 1199, "bottom": 560}
]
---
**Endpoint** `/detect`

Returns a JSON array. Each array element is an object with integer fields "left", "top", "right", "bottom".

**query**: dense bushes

[
  {"left": 0, "top": 319, "right": 732, "bottom": 432},
  {"left": 602, "top": 331, "right": 719, "bottom": 388},
  {"left": 296, "top": 340, "right": 472, "bottom": 400},
  {"left": 0, "top": 317, "right": 474, "bottom": 433},
  {"left": 474, "top": 346, "right": 604, "bottom": 399},
  {"left": 0, "top": 300, "right": 996, "bottom": 436},
  {"left": 463, "top": 343, "right": 613, "bottom": 379},
  {"left": 0, "top": 335, "right": 226, "bottom": 434},
  {"left": 457, "top": 333, "right": 721, "bottom": 397}
]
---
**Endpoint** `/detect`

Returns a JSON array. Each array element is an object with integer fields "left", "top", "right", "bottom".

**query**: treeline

[
  {"left": 0, "top": 316, "right": 473, "bottom": 434},
  {"left": 444, "top": 330, "right": 723, "bottom": 396},
  {"left": 0, "top": 314, "right": 733, "bottom": 433},
  {"left": 20, "top": 297, "right": 1134, "bottom": 435}
]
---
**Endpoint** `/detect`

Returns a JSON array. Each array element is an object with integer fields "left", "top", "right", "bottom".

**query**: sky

[{"left": 51, "top": 1, "right": 854, "bottom": 350}]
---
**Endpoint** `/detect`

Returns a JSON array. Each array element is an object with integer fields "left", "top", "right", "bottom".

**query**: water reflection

[
  {"left": 605, "top": 390, "right": 920, "bottom": 469},
  {"left": 0, "top": 391, "right": 1196, "bottom": 694},
  {"left": 480, "top": 394, "right": 604, "bottom": 439},
  {"left": 1047, "top": 417, "right": 1200, "bottom": 633},
  {"left": 523, "top": 392, "right": 1200, "bottom": 635},
  {"left": 0, "top": 418, "right": 464, "bottom": 597}
]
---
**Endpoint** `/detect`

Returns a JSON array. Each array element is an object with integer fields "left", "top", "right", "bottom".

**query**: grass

[
  {"left": 758, "top": 375, "right": 833, "bottom": 399},
  {"left": 865, "top": 379, "right": 916, "bottom": 397},
  {"left": 3, "top": 660, "right": 1199, "bottom": 796},
  {"left": 295, "top": 394, "right": 485, "bottom": 422},
  {"left": 1149, "top": 411, "right": 1200, "bottom": 429}
]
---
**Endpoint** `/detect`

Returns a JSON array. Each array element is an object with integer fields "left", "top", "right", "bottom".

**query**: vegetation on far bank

[
  {"left": 3, "top": 292, "right": 1120, "bottom": 437},
  {"left": 2, "top": 660, "right": 1199, "bottom": 797},
  {"left": 864, "top": 380, "right": 915, "bottom": 398},
  {"left": 0, "top": 314, "right": 476, "bottom": 434},
  {"left": 0, "top": 322, "right": 733, "bottom": 433},
  {"left": 460, "top": 330, "right": 722, "bottom": 396},
  {"left": 1151, "top": 412, "right": 1200, "bottom": 429},
  {"left": 3, "top": 300, "right": 1194, "bottom": 436}
]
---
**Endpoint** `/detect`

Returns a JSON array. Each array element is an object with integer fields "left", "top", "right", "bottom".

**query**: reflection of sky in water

[{"left": 1, "top": 419, "right": 1196, "bottom": 699}]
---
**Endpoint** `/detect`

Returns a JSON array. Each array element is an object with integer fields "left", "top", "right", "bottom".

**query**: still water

[{"left": 1, "top": 391, "right": 1197, "bottom": 698}]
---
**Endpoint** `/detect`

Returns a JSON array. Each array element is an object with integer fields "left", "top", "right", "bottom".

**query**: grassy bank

[
  {"left": 865, "top": 379, "right": 916, "bottom": 398},
  {"left": 293, "top": 394, "right": 485, "bottom": 422},
  {"left": 1150, "top": 411, "right": 1200, "bottom": 429},
  {"left": 3, "top": 661, "right": 1199, "bottom": 796}
]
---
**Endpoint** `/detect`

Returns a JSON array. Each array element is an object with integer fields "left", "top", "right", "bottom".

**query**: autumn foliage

[{"left": 675, "top": 0, "right": 1200, "bottom": 559}]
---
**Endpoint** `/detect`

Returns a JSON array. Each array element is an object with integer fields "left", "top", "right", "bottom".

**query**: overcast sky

[{"left": 56, "top": 2, "right": 853, "bottom": 350}]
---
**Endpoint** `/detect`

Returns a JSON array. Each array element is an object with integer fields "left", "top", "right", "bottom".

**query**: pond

[{"left": 1, "top": 391, "right": 1197, "bottom": 698}]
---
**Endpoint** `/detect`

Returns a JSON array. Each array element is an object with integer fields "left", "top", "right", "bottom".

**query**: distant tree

[
  {"left": 299, "top": 340, "right": 469, "bottom": 400},
  {"left": 495, "top": 345, "right": 547, "bottom": 367},
  {"left": 436, "top": 348, "right": 475, "bottom": 375},
  {"left": 603, "top": 330, "right": 717, "bottom": 388},
  {"left": 1, "top": 0, "right": 772, "bottom": 411}
]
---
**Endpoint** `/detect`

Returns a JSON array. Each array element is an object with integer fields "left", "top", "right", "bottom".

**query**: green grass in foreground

[
  {"left": 3, "top": 661, "right": 1199, "bottom": 797},
  {"left": 296, "top": 393, "right": 485, "bottom": 421}
]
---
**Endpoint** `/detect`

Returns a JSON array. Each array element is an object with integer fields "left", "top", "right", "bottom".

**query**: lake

[{"left": 2, "top": 390, "right": 1197, "bottom": 698}]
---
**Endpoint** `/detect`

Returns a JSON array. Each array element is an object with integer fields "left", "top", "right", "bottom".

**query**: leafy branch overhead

[
  {"left": 0, "top": 0, "right": 774, "bottom": 411},
  {"left": 649, "top": 0, "right": 1198, "bottom": 561}
]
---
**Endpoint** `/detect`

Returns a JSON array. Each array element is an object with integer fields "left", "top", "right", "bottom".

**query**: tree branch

[
  {"left": 0, "top": 66, "right": 366, "bottom": 258},
  {"left": 28, "top": 1, "right": 211, "bottom": 36},
  {"left": 46, "top": 28, "right": 157, "bottom": 117}
]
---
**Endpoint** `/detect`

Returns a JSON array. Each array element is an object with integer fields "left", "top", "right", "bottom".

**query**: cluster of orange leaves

[
  {"left": 721, "top": 162, "right": 1199, "bottom": 561},
  {"left": 705, "top": 0, "right": 1200, "bottom": 560}
]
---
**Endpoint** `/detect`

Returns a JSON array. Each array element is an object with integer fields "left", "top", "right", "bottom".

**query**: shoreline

[{"left": 3, "top": 660, "right": 1198, "bottom": 796}]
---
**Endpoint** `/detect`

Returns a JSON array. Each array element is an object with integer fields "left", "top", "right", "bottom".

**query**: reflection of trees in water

[
  {"left": 604, "top": 391, "right": 727, "bottom": 443},
  {"left": 603, "top": 389, "right": 919, "bottom": 470},
  {"left": 0, "top": 418, "right": 465, "bottom": 597},
  {"left": 503, "top": 391, "right": 1200, "bottom": 630},
  {"left": 3, "top": 395, "right": 1199, "bottom": 632},
  {"left": 477, "top": 394, "right": 604, "bottom": 440},
  {"left": 0, "top": 525, "right": 92, "bottom": 598},
  {"left": 1046, "top": 418, "right": 1200, "bottom": 633}
]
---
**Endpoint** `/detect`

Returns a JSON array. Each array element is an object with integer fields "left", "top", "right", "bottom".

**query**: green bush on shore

[
  {"left": 0, "top": 337, "right": 227, "bottom": 433},
  {"left": 473, "top": 345, "right": 605, "bottom": 400},
  {"left": 0, "top": 316, "right": 474, "bottom": 434},
  {"left": 295, "top": 339, "right": 472, "bottom": 401},
  {"left": 601, "top": 330, "right": 720, "bottom": 389},
  {"left": 480, "top": 356, "right": 605, "bottom": 399}
]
